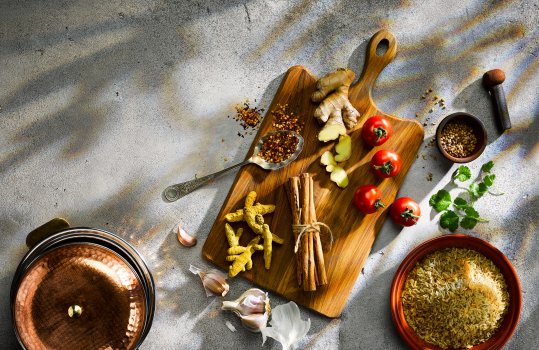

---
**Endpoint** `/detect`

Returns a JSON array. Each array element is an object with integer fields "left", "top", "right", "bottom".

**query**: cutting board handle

[{"left": 350, "top": 29, "right": 397, "bottom": 104}]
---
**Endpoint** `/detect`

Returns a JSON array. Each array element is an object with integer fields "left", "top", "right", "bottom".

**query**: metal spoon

[{"left": 163, "top": 130, "right": 304, "bottom": 202}]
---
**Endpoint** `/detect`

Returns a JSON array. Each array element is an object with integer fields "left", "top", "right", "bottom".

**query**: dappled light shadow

[{"left": 1, "top": 0, "right": 538, "bottom": 349}]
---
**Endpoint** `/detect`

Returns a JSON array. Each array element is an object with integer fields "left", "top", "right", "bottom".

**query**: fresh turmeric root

[
  {"left": 261, "top": 224, "right": 274, "bottom": 269},
  {"left": 225, "top": 223, "right": 243, "bottom": 248},
  {"left": 226, "top": 236, "right": 264, "bottom": 277},
  {"left": 224, "top": 191, "right": 284, "bottom": 275},
  {"left": 224, "top": 203, "right": 275, "bottom": 222},
  {"left": 312, "top": 68, "right": 360, "bottom": 142}
]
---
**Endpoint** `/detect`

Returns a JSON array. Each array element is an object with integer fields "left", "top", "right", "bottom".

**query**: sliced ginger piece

[
  {"left": 320, "top": 151, "right": 337, "bottom": 172},
  {"left": 334, "top": 135, "right": 352, "bottom": 162},
  {"left": 330, "top": 166, "right": 349, "bottom": 188}
]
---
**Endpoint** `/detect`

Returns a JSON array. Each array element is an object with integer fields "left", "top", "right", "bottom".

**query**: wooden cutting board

[{"left": 202, "top": 30, "right": 424, "bottom": 317}]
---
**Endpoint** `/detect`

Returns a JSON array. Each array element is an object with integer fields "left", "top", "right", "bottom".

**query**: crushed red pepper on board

[{"left": 271, "top": 103, "right": 304, "bottom": 133}]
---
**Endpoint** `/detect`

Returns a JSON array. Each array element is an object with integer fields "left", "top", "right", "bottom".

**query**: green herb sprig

[{"left": 430, "top": 161, "right": 499, "bottom": 231}]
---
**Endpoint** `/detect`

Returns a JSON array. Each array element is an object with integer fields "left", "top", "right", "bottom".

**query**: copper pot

[{"left": 11, "top": 218, "right": 155, "bottom": 350}]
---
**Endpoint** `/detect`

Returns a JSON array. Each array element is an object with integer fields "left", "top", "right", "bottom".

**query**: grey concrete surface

[{"left": 1, "top": 0, "right": 538, "bottom": 349}]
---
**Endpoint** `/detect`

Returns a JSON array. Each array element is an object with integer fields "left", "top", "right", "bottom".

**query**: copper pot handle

[{"left": 26, "top": 218, "right": 70, "bottom": 249}]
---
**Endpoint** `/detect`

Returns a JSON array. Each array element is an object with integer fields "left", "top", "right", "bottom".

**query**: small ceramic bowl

[
  {"left": 390, "top": 234, "right": 521, "bottom": 350},
  {"left": 436, "top": 112, "right": 487, "bottom": 163}
]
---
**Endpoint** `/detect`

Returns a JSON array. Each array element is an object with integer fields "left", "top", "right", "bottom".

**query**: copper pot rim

[{"left": 11, "top": 227, "right": 155, "bottom": 350}]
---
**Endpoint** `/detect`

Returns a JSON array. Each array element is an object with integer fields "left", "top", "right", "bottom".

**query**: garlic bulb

[
  {"left": 222, "top": 288, "right": 270, "bottom": 332},
  {"left": 189, "top": 264, "right": 229, "bottom": 297}
]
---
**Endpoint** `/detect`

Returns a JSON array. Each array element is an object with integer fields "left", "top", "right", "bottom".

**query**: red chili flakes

[
  {"left": 271, "top": 104, "right": 304, "bottom": 133},
  {"left": 257, "top": 104, "right": 304, "bottom": 163},
  {"left": 229, "top": 102, "right": 264, "bottom": 134},
  {"left": 258, "top": 132, "right": 299, "bottom": 163}
]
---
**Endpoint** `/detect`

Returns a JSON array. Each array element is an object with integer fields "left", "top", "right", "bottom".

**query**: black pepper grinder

[{"left": 482, "top": 69, "right": 512, "bottom": 131}]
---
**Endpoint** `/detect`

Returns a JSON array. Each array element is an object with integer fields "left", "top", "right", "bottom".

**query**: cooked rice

[{"left": 402, "top": 247, "right": 509, "bottom": 349}]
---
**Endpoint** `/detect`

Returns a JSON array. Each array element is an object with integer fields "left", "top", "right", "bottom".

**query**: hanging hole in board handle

[
  {"left": 352, "top": 29, "right": 397, "bottom": 94},
  {"left": 376, "top": 38, "right": 390, "bottom": 57}
]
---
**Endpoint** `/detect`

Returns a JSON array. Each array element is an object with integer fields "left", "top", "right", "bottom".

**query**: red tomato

[
  {"left": 361, "top": 116, "right": 392, "bottom": 146},
  {"left": 390, "top": 197, "right": 420, "bottom": 227},
  {"left": 353, "top": 185, "right": 385, "bottom": 214},
  {"left": 370, "top": 150, "right": 401, "bottom": 178}
]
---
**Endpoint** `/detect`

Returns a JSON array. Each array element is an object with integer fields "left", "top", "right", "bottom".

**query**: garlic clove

[
  {"left": 201, "top": 271, "right": 229, "bottom": 297},
  {"left": 240, "top": 312, "right": 269, "bottom": 333},
  {"left": 177, "top": 225, "right": 197, "bottom": 247},
  {"left": 221, "top": 288, "right": 270, "bottom": 317},
  {"left": 189, "top": 264, "right": 229, "bottom": 297}
]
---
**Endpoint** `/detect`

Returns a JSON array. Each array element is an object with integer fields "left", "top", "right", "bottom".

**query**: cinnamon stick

[
  {"left": 285, "top": 177, "right": 302, "bottom": 285},
  {"left": 300, "top": 173, "right": 316, "bottom": 291},
  {"left": 286, "top": 173, "right": 328, "bottom": 291},
  {"left": 309, "top": 174, "right": 327, "bottom": 285}
]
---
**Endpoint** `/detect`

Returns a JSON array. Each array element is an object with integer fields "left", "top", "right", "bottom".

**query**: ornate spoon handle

[{"left": 163, "top": 159, "right": 252, "bottom": 202}]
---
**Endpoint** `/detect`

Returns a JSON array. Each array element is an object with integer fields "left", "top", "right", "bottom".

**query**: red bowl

[{"left": 390, "top": 234, "right": 521, "bottom": 350}]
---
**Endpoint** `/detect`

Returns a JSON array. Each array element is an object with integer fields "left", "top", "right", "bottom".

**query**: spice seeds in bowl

[
  {"left": 390, "top": 234, "right": 522, "bottom": 350},
  {"left": 436, "top": 112, "right": 487, "bottom": 163}
]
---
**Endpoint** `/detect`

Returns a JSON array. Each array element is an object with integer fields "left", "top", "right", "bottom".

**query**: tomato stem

[
  {"left": 374, "top": 198, "right": 385, "bottom": 209},
  {"left": 374, "top": 160, "right": 394, "bottom": 175},
  {"left": 401, "top": 207, "right": 419, "bottom": 223},
  {"left": 373, "top": 127, "right": 387, "bottom": 142}
]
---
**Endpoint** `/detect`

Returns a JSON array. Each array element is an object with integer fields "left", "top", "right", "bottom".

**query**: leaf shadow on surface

[
  {"left": 0, "top": 0, "right": 250, "bottom": 174},
  {"left": 146, "top": 70, "right": 288, "bottom": 348}
]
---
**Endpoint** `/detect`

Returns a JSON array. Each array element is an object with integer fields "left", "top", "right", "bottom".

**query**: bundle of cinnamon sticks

[{"left": 286, "top": 173, "right": 327, "bottom": 291}]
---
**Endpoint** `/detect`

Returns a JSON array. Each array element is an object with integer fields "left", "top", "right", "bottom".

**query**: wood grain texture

[{"left": 202, "top": 30, "right": 424, "bottom": 317}]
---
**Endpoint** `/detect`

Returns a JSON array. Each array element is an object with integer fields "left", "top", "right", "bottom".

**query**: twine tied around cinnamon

[{"left": 293, "top": 222, "right": 334, "bottom": 254}]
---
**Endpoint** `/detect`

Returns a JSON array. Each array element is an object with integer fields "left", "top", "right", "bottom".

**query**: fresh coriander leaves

[
  {"left": 469, "top": 182, "right": 488, "bottom": 198},
  {"left": 481, "top": 161, "right": 494, "bottom": 173},
  {"left": 460, "top": 216, "right": 478, "bottom": 229},
  {"left": 484, "top": 174, "right": 496, "bottom": 187},
  {"left": 453, "top": 197, "right": 468, "bottom": 209},
  {"left": 452, "top": 165, "right": 472, "bottom": 182},
  {"left": 440, "top": 211, "right": 459, "bottom": 231},
  {"left": 429, "top": 160, "right": 497, "bottom": 231},
  {"left": 464, "top": 206, "right": 479, "bottom": 218},
  {"left": 429, "top": 189, "right": 452, "bottom": 211}
]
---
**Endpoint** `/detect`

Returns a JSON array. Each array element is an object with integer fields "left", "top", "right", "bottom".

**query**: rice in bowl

[{"left": 401, "top": 247, "right": 509, "bottom": 349}]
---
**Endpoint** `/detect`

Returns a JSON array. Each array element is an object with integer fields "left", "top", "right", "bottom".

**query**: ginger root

[
  {"left": 227, "top": 236, "right": 264, "bottom": 277},
  {"left": 312, "top": 68, "right": 360, "bottom": 142}
]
